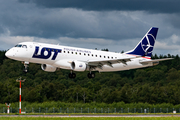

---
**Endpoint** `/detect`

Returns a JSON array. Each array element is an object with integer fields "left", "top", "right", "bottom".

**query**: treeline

[
  {"left": 0, "top": 50, "right": 6, "bottom": 64},
  {"left": 0, "top": 51, "right": 180, "bottom": 105},
  {"left": 1, "top": 101, "right": 179, "bottom": 110}
]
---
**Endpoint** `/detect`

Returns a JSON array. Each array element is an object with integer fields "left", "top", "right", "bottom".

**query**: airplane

[{"left": 5, "top": 27, "right": 172, "bottom": 78}]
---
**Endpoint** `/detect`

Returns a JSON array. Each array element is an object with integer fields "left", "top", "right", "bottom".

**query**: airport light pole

[{"left": 16, "top": 77, "right": 25, "bottom": 114}]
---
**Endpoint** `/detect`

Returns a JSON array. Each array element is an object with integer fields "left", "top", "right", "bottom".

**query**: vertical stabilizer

[{"left": 125, "top": 27, "right": 158, "bottom": 58}]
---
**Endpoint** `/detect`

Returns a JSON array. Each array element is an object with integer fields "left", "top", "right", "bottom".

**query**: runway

[{"left": 1, "top": 114, "right": 180, "bottom": 117}]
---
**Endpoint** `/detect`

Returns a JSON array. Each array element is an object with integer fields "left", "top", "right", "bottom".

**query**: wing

[{"left": 87, "top": 56, "right": 141, "bottom": 70}]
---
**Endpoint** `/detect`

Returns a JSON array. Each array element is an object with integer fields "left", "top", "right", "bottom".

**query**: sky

[{"left": 0, "top": 0, "right": 180, "bottom": 56}]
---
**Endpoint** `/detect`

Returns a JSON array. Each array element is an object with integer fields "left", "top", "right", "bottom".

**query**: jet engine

[
  {"left": 53, "top": 60, "right": 87, "bottom": 71},
  {"left": 41, "top": 64, "right": 57, "bottom": 72},
  {"left": 71, "top": 61, "right": 87, "bottom": 71}
]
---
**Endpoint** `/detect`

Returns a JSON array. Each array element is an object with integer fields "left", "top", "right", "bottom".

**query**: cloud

[
  {"left": 0, "top": 2, "right": 169, "bottom": 40},
  {"left": 58, "top": 37, "right": 114, "bottom": 46},
  {"left": 155, "top": 41, "right": 179, "bottom": 50},
  {"left": 19, "top": 0, "right": 180, "bottom": 14},
  {"left": 0, "top": 1, "right": 147, "bottom": 40},
  {"left": 0, "top": 1, "right": 179, "bottom": 41},
  {"left": 0, "top": 35, "right": 33, "bottom": 50},
  {"left": 171, "top": 34, "right": 179, "bottom": 44},
  {"left": 0, "top": 0, "right": 180, "bottom": 56},
  {"left": 152, "top": 34, "right": 180, "bottom": 55}
]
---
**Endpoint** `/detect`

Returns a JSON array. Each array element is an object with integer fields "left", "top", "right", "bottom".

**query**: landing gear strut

[
  {"left": 23, "top": 61, "right": 29, "bottom": 73},
  {"left": 69, "top": 71, "right": 76, "bottom": 78},
  {"left": 87, "top": 73, "right": 95, "bottom": 79}
]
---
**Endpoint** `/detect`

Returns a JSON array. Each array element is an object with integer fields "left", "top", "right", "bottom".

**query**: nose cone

[{"left": 5, "top": 50, "right": 14, "bottom": 58}]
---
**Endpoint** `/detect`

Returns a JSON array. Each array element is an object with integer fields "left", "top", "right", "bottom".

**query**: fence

[{"left": 0, "top": 107, "right": 179, "bottom": 113}]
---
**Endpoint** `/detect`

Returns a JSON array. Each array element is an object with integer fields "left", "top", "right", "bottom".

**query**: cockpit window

[
  {"left": 15, "top": 44, "right": 22, "bottom": 47},
  {"left": 22, "top": 45, "right": 27, "bottom": 48},
  {"left": 15, "top": 44, "right": 27, "bottom": 48}
]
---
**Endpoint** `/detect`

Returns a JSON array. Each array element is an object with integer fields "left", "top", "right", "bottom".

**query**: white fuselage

[{"left": 6, "top": 42, "right": 153, "bottom": 72}]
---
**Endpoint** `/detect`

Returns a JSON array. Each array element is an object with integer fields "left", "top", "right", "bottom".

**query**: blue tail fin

[{"left": 125, "top": 27, "right": 158, "bottom": 58}]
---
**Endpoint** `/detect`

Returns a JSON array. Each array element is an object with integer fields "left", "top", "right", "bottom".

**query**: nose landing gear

[{"left": 23, "top": 61, "right": 29, "bottom": 73}]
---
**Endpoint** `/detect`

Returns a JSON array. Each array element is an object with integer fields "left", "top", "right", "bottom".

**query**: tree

[
  {"left": 81, "top": 88, "right": 88, "bottom": 103},
  {"left": 74, "top": 85, "right": 82, "bottom": 103}
]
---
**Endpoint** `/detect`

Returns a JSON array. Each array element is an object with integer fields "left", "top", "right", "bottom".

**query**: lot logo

[
  {"left": 141, "top": 34, "right": 155, "bottom": 54},
  {"left": 32, "top": 46, "right": 62, "bottom": 60},
  {"left": 79, "top": 64, "right": 83, "bottom": 68}
]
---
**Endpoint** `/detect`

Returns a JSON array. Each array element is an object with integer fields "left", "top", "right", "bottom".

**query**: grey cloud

[
  {"left": 0, "top": 0, "right": 180, "bottom": 56},
  {"left": 167, "top": 13, "right": 180, "bottom": 30},
  {"left": 0, "top": 1, "right": 148, "bottom": 40},
  {"left": 19, "top": 0, "right": 180, "bottom": 14},
  {"left": 0, "top": 25, "right": 5, "bottom": 34},
  {"left": 0, "top": 0, "right": 179, "bottom": 41}
]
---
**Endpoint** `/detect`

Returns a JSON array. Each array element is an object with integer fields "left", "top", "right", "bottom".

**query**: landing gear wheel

[
  {"left": 87, "top": 73, "right": 95, "bottom": 79},
  {"left": 23, "top": 68, "right": 28, "bottom": 73},
  {"left": 87, "top": 73, "right": 91, "bottom": 78},
  {"left": 72, "top": 73, "right": 76, "bottom": 78},
  {"left": 91, "top": 73, "right": 95, "bottom": 78},
  {"left": 69, "top": 73, "right": 76, "bottom": 78}
]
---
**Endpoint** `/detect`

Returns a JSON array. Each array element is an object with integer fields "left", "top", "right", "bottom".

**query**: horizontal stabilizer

[{"left": 140, "top": 58, "right": 173, "bottom": 64}]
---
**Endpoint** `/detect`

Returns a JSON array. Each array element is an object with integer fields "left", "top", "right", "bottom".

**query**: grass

[
  {"left": 0, "top": 113, "right": 180, "bottom": 120},
  {"left": 0, "top": 117, "right": 180, "bottom": 120},
  {"left": 1, "top": 113, "right": 180, "bottom": 115}
]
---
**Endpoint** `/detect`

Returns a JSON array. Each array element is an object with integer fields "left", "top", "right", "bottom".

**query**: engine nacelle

[
  {"left": 53, "top": 60, "right": 87, "bottom": 71},
  {"left": 71, "top": 61, "right": 87, "bottom": 71},
  {"left": 41, "top": 64, "right": 57, "bottom": 72}
]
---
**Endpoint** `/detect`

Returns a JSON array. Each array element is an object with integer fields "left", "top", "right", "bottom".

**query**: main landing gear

[
  {"left": 87, "top": 72, "right": 95, "bottom": 79},
  {"left": 68, "top": 71, "right": 95, "bottom": 79},
  {"left": 69, "top": 71, "right": 76, "bottom": 79}
]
